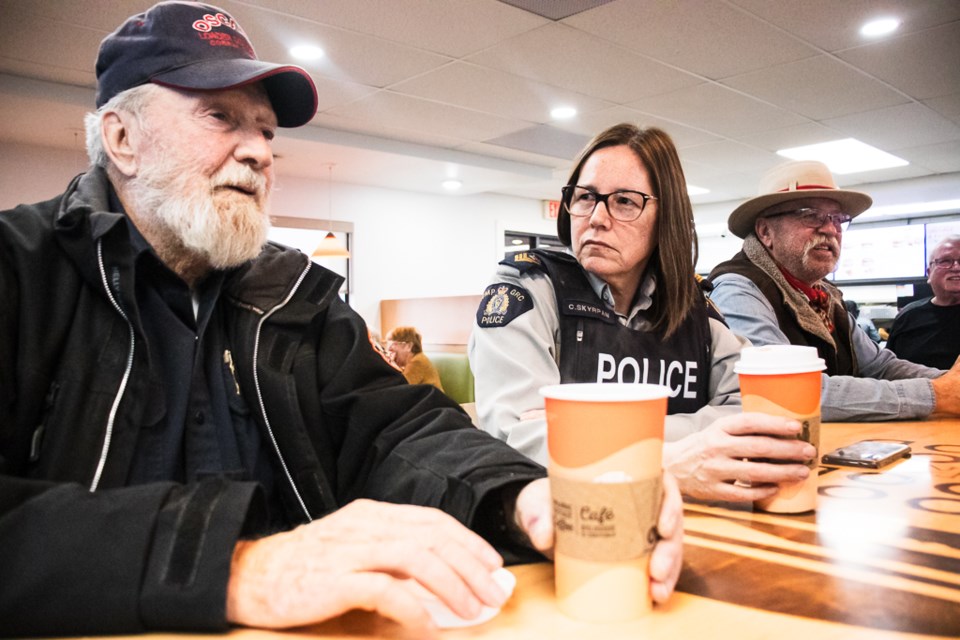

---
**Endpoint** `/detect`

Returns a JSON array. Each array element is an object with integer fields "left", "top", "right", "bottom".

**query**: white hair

[
  {"left": 83, "top": 83, "right": 160, "bottom": 168},
  {"left": 931, "top": 235, "right": 960, "bottom": 259}
]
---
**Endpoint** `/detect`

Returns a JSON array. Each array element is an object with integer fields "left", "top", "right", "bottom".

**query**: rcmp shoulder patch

[
  {"left": 476, "top": 282, "right": 534, "bottom": 328},
  {"left": 498, "top": 251, "right": 543, "bottom": 275}
]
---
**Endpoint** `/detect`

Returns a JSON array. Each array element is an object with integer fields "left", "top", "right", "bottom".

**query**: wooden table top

[{"left": 62, "top": 420, "right": 960, "bottom": 640}]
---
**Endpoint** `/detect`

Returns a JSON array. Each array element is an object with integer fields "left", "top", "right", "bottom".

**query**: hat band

[{"left": 778, "top": 183, "right": 835, "bottom": 192}]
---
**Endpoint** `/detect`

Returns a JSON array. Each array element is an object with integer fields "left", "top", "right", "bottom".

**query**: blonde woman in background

[{"left": 386, "top": 326, "right": 445, "bottom": 391}]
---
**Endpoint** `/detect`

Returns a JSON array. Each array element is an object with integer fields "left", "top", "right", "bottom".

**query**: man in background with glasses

[
  {"left": 710, "top": 161, "right": 960, "bottom": 421},
  {"left": 886, "top": 236, "right": 960, "bottom": 369}
]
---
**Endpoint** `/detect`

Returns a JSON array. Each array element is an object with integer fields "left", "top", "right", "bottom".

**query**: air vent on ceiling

[
  {"left": 486, "top": 125, "right": 591, "bottom": 160},
  {"left": 496, "top": 0, "right": 615, "bottom": 20}
]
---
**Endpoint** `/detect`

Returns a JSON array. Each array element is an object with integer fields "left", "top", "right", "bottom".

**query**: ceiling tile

[
  {"left": 390, "top": 61, "right": 612, "bottom": 122},
  {"left": 823, "top": 102, "right": 960, "bottom": 150},
  {"left": 556, "top": 105, "right": 723, "bottom": 148},
  {"left": 324, "top": 90, "right": 527, "bottom": 142},
  {"left": 0, "top": 5, "right": 101, "bottom": 88},
  {"left": 924, "top": 93, "right": 960, "bottom": 126},
  {"left": 256, "top": 0, "right": 548, "bottom": 57},
  {"left": 724, "top": 55, "right": 908, "bottom": 120},
  {"left": 837, "top": 22, "right": 960, "bottom": 100},
  {"left": 484, "top": 124, "right": 592, "bottom": 159},
  {"left": 294, "top": 115, "right": 468, "bottom": 155},
  {"left": 564, "top": 0, "right": 818, "bottom": 79},
  {"left": 236, "top": 9, "right": 451, "bottom": 88},
  {"left": 627, "top": 83, "right": 808, "bottom": 137},
  {"left": 456, "top": 140, "right": 571, "bottom": 170},
  {"left": 0, "top": 0, "right": 957, "bottom": 208},
  {"left": 734, "top": 122, "right": 854, "bottom": 152},
  {"left": 466, "top": 23, "right": 702, "bottom": 103},
  {"left": 312, "top": 77, "right": 379, "bottom": 114},
  {"left": 727, "top": 0, "right": 960, "bottom": 52},
  {"left": 679, "top": 140, "right": 782, "bottom": 175},
  {"left": 895, "top": 140, "right": 960, "bottom": 174},
  {"left": 0, "top": 0, "right": 142, "bottom": 31}
]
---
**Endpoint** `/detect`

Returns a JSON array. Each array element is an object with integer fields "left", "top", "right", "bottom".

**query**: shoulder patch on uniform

[
  {"left": 498, "top": 251, "right": 543, "bottom": 274},
  {"left": 476, "top": 282, "right": 534, "bottom": 328}
]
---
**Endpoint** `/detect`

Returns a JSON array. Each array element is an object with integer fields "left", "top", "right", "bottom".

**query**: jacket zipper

[
  {"left": 90, "top": 239, "right": 136, "bottom": 492},
  {"left": 252, "top": 260, "right": 314, "bottom": 522}
]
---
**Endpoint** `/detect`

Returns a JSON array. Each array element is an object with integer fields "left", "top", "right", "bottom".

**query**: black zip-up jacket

[{"left": 0, "top": 168, "right": 546, "bottom": 636}]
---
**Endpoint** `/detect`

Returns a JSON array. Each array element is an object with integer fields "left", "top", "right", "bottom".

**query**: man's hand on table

[
  {"left": 226, "top": 499, "right": 509, "bottom": 635},
  {"left": 513, "top": 474, "right": 684, "bottom": 604},
  {"left": 664, "top": 412, "right": 816, "bottom": 502}
]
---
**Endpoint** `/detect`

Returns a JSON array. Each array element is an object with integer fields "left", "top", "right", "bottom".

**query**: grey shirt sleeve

[{"left": 710, "top": 272, "right": 939, "bottom": 421}]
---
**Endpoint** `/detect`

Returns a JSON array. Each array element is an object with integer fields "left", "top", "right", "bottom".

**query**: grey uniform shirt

[
  {"left": 710, "top": 272, "right": 941, "bottom": 421},
  {"left": 468, "top": 256, "right": 744, "bottom": 465}
]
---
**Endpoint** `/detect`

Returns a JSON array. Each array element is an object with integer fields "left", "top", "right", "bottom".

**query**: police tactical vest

[{"left": 516, "top": 249, "right": 713, "bottom": 414}]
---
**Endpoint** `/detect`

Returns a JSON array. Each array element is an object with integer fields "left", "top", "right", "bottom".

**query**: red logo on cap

[
  {"left": 191, "top": 12, "right": 254, "bottom": 57},
  {"left": 192, "top": 12, "right": 240, "bottom": 33}
]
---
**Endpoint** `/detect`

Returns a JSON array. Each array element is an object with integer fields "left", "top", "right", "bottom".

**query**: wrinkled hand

[
  {"left": 513, "top": 475, "right": 684, "bottom": 604},
  {"left": 226, "top": 499, "right": 509, "bottom": 634},
  {"left": 932, "top": 356, "right": 960, "bottom": 417},
  {"left": 664, "top": 412, "right": 816, "bottom": 502}
]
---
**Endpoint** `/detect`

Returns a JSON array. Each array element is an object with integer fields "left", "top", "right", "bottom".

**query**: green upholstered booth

[{"left": 427, "top": 351, "right": 475, "bottom": 404}]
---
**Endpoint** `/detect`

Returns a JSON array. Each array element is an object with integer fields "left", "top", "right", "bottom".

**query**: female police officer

[{"left": 469, "top": 124, "right": 816, "bottom": 502}]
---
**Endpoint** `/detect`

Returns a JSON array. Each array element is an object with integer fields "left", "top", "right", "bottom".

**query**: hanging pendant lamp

[{"left": 312, "top": 163, "right": 350, "bottom": 258}]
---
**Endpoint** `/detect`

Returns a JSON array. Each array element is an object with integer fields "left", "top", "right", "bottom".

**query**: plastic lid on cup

[
  {"left": 733, "top": 345, "right": 826, "bottom": 375},
  {"left": 539, "top": 382, "right": 671, "bottom": 402}
]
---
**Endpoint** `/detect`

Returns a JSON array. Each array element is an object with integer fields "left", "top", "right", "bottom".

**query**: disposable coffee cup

[
  {"left": 734, "top": 345, "right": 826, "bottom": 514},
  {"left": 540, "top": 382, "right": 669, "bottom": 622}
]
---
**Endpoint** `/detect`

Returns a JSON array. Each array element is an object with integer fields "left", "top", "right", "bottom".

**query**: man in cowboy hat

[
  {"left": 0, "top": 2, "right": 684, "bottom": 635},
  {"left": 709, "top": 160, "right": 960, "bottom": 422}
]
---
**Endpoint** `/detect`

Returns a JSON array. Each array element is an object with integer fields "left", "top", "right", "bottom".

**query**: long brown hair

[{"left": 557, "top": 124, "right": 699, "bottom": 338}]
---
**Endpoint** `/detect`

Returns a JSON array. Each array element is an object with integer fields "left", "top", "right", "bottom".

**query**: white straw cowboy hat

[{"left": 727, "top": 160, "right": 873, "bottom": 239}]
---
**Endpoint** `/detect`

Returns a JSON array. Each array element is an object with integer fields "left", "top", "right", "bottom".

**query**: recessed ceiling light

[
  {"left": 550, "top": 106, "right": 577, "bottom": 120},
  {"left": 289, "top": 45, "right": 325, "bottom": 61},
  {"left": 687, "top": 184, "right": 709, "bottom": 196},
  {"left": 442, "top": 179, "right": 462, "bottom": 191},
  {"left": 860, "top": 17, "right": 900, "bottom": 37},
  {"left": 511, "top": 238, "right": 524, "bottom": 245},
  {"left": 776, "top": 138, "right": 908, "bottom": 175}
]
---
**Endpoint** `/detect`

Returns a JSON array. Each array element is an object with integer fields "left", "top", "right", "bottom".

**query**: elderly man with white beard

[
  {"left": 709, "top": 160, "right": 960, "bottom": 422},
  {"left": 0, "top": 2, "right": 686, "bottom": 637}
]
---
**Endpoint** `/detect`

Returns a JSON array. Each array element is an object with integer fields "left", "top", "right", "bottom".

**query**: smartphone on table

[{"left": 821, "top": 440, "right": 912, "bottom": 469}]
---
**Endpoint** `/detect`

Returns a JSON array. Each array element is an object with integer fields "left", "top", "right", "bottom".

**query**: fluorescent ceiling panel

[{"left": 776, "top": 138, "right": 908, "bottom": 175}]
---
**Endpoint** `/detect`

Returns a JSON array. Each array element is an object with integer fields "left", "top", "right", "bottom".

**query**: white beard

[{"left": 130, "top": 154, "right": 271, "bottom": 270}]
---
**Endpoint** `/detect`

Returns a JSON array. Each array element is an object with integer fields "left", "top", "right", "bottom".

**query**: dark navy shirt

[{"left": 112, "top": 193, "right": 279, "bottom": 522}]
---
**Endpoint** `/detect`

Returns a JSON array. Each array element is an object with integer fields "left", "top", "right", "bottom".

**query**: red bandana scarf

[{"left": 778, "top": 267, "right": 835, "bottom": 332}]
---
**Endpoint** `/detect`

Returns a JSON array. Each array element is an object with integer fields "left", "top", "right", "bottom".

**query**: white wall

[
  {"left": 271, "top": 174, "right": 554, "bottom": 328},
  {"left": 0, "top": 141, "right": 555, "bottom": 331},
  {"left": 0, "top": 142, "right": 90, "bottom": 208}
]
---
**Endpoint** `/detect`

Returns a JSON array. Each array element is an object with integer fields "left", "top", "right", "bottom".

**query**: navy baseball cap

[{"left": 95, "top": 1, "right": 318, "bottom": 127}]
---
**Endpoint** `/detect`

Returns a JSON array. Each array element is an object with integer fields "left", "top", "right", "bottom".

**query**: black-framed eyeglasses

[
  {"left": 763, "top": 207, "right": 852, "bottom": 232},
  {"left": 930, "top": 257, "right": 960, "bottom": 270},
  {"left": 561, "top": 185, "right": 657, "bottom": 222}
]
